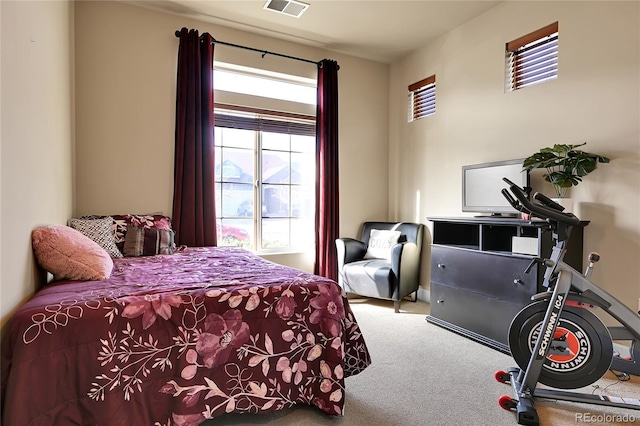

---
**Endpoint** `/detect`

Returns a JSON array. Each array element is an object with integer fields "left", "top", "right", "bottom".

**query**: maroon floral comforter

[{"left": 1, "top": 247, "right": 371, "bottom": 425}]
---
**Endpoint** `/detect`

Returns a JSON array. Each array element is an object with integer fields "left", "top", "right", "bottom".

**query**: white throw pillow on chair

[{"left": 364, "top": 229, "right": 401, "bottom": 260}]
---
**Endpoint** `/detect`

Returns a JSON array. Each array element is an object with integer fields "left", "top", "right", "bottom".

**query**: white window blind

[
  {"left": 408, "top": 75, "right": 436, "bottom": 122},
  {"left": 506, "top": 22, "right": 559, "bottom": 91}
]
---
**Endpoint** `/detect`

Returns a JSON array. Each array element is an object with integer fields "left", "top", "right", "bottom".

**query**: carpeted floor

[{"left": 205, "top": 297, "right": 639, "bottom": 426}]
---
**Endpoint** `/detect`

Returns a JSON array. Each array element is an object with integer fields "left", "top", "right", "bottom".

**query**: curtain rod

[{"left": 174, "top": 30, "right": 320, "bottom": 66}]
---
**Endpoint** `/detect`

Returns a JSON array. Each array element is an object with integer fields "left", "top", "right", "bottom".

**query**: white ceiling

[{"left": 125, "top": 0, "right": 502, "bottom": 63}]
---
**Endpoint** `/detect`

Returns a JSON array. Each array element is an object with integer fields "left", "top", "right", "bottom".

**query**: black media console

[{"left": 426, "top": 216, "right": 587, "bottom": 354}]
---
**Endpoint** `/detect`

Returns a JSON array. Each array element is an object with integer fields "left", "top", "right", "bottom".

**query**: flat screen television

[{"left": 462, "top": 159, "right": 529, "bottom": 216}]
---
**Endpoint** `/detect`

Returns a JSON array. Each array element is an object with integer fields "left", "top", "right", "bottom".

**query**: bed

[{"left": 1, "top": 224, "right": 371, "bottom": 425}]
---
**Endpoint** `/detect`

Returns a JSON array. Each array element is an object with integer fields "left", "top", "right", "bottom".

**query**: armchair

[{"left": 335, "top": 221, "right": 425, "bottom": 313}]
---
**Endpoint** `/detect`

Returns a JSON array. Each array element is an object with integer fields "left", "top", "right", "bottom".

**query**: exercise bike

[{"left": 495, "top": 178, "right": 640, "bottom": 425}]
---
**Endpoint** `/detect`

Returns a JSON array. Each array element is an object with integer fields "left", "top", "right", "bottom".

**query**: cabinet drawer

[
  {"left": 431, "top": 246, "right": 538, "bottom": 305},
  {"left": 430, "top": 283, "right": 528, "bottom": 346}
]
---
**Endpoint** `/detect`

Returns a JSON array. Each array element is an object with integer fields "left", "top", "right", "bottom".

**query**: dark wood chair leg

[{"left": 411, "top": 291, "right": 418, "bottom": 302}]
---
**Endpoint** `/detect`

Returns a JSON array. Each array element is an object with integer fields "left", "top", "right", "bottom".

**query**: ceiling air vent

[{"left": 263, "top": 0, "right": 309, "bottom": 18}]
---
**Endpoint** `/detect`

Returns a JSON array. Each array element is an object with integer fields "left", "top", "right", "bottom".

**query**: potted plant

[{"left": 522, "top": 142, "right": 610, "bottom": 199}]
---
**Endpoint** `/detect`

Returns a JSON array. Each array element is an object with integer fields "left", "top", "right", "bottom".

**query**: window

[
  {"left": 506, "top": 22, "right": 558, "bottom": 91},
  {"left": 214, "top": 108, "right": 316, "bottom": 253},
  {"left": 408, "top": 75, "right": 436, "bottom": 122},
  {"left": 213, "top": 64, "right": 316, "bottom": 253},
  {"left": 214, "top": 65, "right": 316, "bottom": 105}
]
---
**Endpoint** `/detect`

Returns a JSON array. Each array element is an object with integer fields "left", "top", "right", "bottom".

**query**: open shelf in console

[
  {"left": 482, "top": 224, "right": 518, "bottom": 252},
  {"left": 432, "top": 221, "right": 480, "bottom": 250}
]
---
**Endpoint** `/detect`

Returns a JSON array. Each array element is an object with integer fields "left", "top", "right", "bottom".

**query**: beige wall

[
  {"left": 390, "top": 1, "right": 640, "bottom": 310},
  {"left": 0, "top": 0, "right": 74, "bottom": 328},
  {"left": 74, "top": 0, "right": 390, "bottom": 271}
]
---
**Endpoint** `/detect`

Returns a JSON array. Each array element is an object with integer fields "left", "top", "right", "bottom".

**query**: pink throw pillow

[{"left": 32, "top": 225, "right": 114, "bottom": 281}]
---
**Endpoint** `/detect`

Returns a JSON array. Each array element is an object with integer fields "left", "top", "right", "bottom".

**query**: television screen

[{"left": 462, "top": 159, "right": 529, "bottom": 216}]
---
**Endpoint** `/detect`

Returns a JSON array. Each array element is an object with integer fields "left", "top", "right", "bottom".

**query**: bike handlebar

[
  {"left": 501, "top": 178, "right": 581, "bottom": 226},
  {"left": 532, "top": 192, "right": 565, "bottom": 212}
]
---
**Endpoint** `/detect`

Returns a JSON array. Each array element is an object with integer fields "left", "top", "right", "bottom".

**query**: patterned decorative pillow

[
  {"left": 123, "top": 226, "right": 175, "bottom": 257},
  {"left": 80, "top": 213, "right": 172, "bottom": 254},
  {"left": 32, "top": 225, "right": 113, "bottom": 280},
  {"left": 126, "top": 214, "right": 172, "bottom": 230},
  {"left": 364, "top": 229, "right": 402, "bottom": 261},
  {"left": 108, "top": 214, "right": 130, "bottom": 249},
  {"left": 69, "top": 217, "right": 123, "bottom": 258}
]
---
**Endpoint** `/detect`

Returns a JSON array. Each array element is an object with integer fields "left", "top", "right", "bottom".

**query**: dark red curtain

[
  {"left": 172, "top": 28, "right": 217, "bottom": 247},
  {"left": 314, "top": 59, "right": 339, "bottom": 281}
]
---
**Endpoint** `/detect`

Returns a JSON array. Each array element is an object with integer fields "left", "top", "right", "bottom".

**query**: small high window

[
  {"left": 408, "top": 75, "right": 436, "bottom": 122},
  {"left": 506, "top": 22, "right": 558, "bottom": 91}
]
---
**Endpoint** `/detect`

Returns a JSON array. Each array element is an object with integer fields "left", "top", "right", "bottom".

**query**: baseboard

[{"left": 416, "top": 287, "right": 430, "bottom": 304}]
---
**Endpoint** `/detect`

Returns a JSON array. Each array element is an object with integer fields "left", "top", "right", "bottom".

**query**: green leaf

[
  {"left": 523, "top": 152, "right": 559, "bottom": 171},
  {"left": 522, "top": 142, "right": 609, "bottom": 190}
]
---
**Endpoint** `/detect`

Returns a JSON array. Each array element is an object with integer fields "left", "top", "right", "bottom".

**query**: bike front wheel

[{"left": 508, "top": 301, "right": 613, "bottom": 389}]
